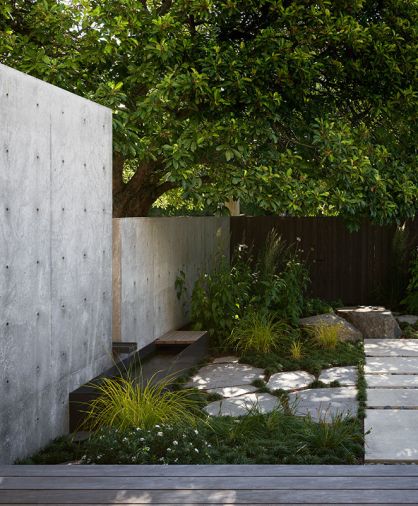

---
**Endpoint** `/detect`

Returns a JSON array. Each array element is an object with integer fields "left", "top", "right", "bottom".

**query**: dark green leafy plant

[
  {"left": 2, "top": 1, "right": 417, "bottom": 221},
  {"left": 402, "top": 249, "right": 418, "bottom": 314}
]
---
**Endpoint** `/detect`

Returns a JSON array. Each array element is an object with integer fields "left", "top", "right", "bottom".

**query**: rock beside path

[
  {"left": 299, "top": 313, "right": 362, "bottom": 342},
  {"left": 337, "top": 306, "right": 401, "bottom": 339}
]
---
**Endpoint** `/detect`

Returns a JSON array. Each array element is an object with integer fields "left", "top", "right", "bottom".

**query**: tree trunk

[{"left": 112, "top": 153, "right": 177, "bottom": 217}]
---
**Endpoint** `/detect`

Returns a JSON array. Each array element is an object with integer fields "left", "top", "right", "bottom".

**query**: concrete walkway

[{"left": 365, "top": 339, "right": 418, "bottom": 463}]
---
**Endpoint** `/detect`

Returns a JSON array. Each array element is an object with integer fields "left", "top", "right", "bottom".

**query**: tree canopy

[{"left": 1, "top": 0, "right": 417, "bottom": 223}]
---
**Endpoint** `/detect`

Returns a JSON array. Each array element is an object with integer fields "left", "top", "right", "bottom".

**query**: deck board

[{"left": 1, "top": 465, "right": 418, "bottom": 504}]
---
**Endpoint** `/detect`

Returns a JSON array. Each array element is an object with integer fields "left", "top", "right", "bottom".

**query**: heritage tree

[{"left": 1, "top": 0, "right": 417, "bottom": 223}]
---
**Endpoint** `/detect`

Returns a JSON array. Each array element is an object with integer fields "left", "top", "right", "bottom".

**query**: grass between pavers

[{"left": 240, "top": 339, "right": 364, "bottom": 377}]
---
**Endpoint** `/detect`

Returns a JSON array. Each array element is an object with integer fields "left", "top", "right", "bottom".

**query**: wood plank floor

[{"left": 1, "top": 464, "right": 418, "bottom": 504}]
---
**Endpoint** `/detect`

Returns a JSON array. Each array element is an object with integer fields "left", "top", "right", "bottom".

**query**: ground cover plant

[{"left": 21, "top": 408, "right": 363, "bottom": 465}]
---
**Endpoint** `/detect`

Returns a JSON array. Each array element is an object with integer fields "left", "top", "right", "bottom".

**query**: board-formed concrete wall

[
  {"left": 0, "top": 64, "right": 113, "bottom": 463},
  {"left": 113, "top": 217, "right": 229, "bottom": 348}
]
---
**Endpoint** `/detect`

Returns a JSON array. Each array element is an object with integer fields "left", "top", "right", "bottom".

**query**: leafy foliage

[
  {"left": 1, "top": 1, "right": 417, "bottom": 220},
  {"left": 191, "top": 234, "right": 309, "bottom": 346},
  {"left": 402, "top": 249, "right": 418, "bottom": 313},
  {"left": 78, "top": 410, "right": 363, "bottom": 465}
]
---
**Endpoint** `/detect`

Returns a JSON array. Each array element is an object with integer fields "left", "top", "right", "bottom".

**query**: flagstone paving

[
  {"left": 318, "top": 366, "right": 357, "bottom": 386},
  {"left": 204, "top": 392, "right": 280, "bottom": 417},
  {"left": 191, "top": 358, "right": 359, "bottom": 420},
  {"left": 186, "top": 362, "right": 265, "bottom": 390},
  {"left": 288, "top": 387, "right": 358, "bottom": 422},
  {"left": 365, "top": 339, "right": 418, "bottom": 463},
  {"left": 266, "top": 370, "right": 315, "bottom": 391}
]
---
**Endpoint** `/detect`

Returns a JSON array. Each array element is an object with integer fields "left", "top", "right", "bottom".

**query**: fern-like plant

[
  {"left": 82, "top": 373, "right": 200, "bottom": 431},
  {"left": 227, "top": 310, "right": 293, "bottom": 354}
]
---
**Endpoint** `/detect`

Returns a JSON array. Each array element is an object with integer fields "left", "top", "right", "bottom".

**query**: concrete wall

[
  {"left": 0, "top": 64, "right": 112, "bottom": 463},
  {"left": 113, "top": 217, "right": 229, "bottom": 349}
]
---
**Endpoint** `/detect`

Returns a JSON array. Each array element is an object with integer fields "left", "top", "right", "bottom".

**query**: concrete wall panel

[
  {"left": 0, "top": 64, "right": 112, "bottom": 463},
  {"left": 114, "top": 217, "right": 229, "bottom": 349}
]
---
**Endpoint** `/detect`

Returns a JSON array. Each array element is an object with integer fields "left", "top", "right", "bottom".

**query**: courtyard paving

[{"left": 365, "top": 338, "right": 418, "bottom": 463}]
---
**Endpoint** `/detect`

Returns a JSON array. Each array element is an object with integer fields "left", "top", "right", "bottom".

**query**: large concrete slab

[
  {"left": 367, "top": 389, "right": 418, "bottom": 408},
  {"left": 366, "top": 374, "right": 418, "bottom": 388},
  {"left": 115, "top": 217, "right": 230, "bottom": 349},
  {"left": 0, "top": 64, "right": 112, "bottom": 463},
  {"left": 365, "top": 339, "right": 418, "bottom": 357},
  {"left": 318, "top": 366, "right": 357, "bottom": 386},
  {"left": 266, "top": 371, "right": 315, "bottom": 391},
  {"left": 365, "top": 357, "right": 418, "bottom": 374},
  {"left": 204, "top": 393, "right": 280, "bottom": 417},
  {"left": 288, "top": 387, "right": 358, "bottom": 422},
  {"left": 365, "top": 409, "right": 418, "bottom": 462},
  {"left": 187, "top": 363, "right": 265, "bottom": 390}
]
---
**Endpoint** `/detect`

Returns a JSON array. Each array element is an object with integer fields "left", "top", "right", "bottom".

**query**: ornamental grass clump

[
  {"left": 310, "top": 323, "right": 341, "bottom": 350},
  {"left": 227, "top": 310, "right": 293, "bottom": 354},
  {"left": 290, "top": 339, "right": 303, "bottom": 360},
  {"left": 83, "top": 373, "right": 200, "bottom": 432}
]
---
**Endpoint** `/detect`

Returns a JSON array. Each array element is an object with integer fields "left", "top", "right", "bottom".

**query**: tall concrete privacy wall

[
  {"left": 0, "top": 64, "right": 113, "bottom": 463},
  {"left": 113, "top": 217, "right": 230, "bottom": 348}
]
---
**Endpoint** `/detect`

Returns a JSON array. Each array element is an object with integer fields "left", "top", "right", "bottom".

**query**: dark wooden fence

[{"left": 230, "top": 216, "right": 418, "bottom": 306}]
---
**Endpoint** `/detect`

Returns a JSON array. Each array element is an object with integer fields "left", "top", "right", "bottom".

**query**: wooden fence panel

[{"left": 230, "top": 216, "right": 418, "bottom": 305}]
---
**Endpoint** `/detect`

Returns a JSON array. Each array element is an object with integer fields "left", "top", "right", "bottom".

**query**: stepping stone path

[
  {"left": 186, "top": 362, "right": 264, "bottom": 390},
  {"left": 288, "top": 387, "right": 358, "bottom": 422},
  {"left": 365, "top": 338, "right": 418, "bottom": 463},
  {"left": 318, "top": 366, "right": 357, "bottom": 386},
  {"left": 193, "top": 358, "right": 358, "bottom": 420},
  {"left": 266, "top": 370, "right": 315, "bottom": 391},
  {"left": 204, "top": 393, "right": 280, "bottom": 417}
]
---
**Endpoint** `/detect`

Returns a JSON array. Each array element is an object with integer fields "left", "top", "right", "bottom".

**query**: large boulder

[
  {"left": 299, "top": 313, "right": 362, "bottom": 342},
  {"left": 337, "top": 306, "right": 401, "bottom": 339}
]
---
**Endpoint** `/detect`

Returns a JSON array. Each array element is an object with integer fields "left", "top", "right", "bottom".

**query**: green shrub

[
  {"left": 227, "top": 310, "right": 293, "bottom": 354},
  {"left": 191, "top": 253, "right": 252, "bottom": 346},
  {"left": 190, "top": 232, "right": 310, "bottom": 346},
  {"left": 83, "top": 374, "right": 200, "bottom": 431},
  {"left": 402, "top": 249, "right": 418, "bottom": 313}
]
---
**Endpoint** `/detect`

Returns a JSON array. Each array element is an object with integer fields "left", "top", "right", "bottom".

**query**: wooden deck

[{"left": 1, "top": 464, "right": 418, "bottom": 504}]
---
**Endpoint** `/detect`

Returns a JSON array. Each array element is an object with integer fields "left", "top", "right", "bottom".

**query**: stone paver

[
  {"left": 397, "top": 315, "right": 418, "bottom": 326},
  {"left": 366, "top": 374, "right": 418, "bottom": 388},
  {"left": 365, "top": 409, "right": 418, "bottom": 463},
  {"left": 367, "top": 388, "right": 418, "bottom": 408},
  {"left": 186, "top": 362, "right": 264, "bottom": 390},
  {"left": 365, "top": 357, "right": 418, "bottom": 375},
  {"left": 204, "top": 392, "right": 280, "bottom": 417},
  {"left": 211, "top": 356, "right": 240, "bottom": 364},
  {"left": 318, "top": 366, "right": 357, "bottom": 386},
  {"left": 266, "top": 370, "right": 315, "bottom": 391},
  {"left": 365, "top": 339, "right": 418, "bottom": 357},
  {"left": 206, "top": 384, "right": 259, "bottom": 398},
  {"left": 288, "top": 387, "right": 358, "bottom": 422}
]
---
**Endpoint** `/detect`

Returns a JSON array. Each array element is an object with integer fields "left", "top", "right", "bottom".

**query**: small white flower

[
  {"left": 194, "top": 429, "right": 199, "bottom": 435},
  {"left": 167, "top": 448, "right": 171, "bottom": 452},
  {"left": 139, "top": 437, "right": 145, "bottom": 442},
  {"left": 194, "top": 448, "right": 199, "bottom": 453},
  {"left": 155, "top": 424, "right": 160, "bottom": 428},
  {"left": 172, "top": 440, "right": 178, "bottom": 445},
  {"left": 157, "top": 432, "right": 163, "bottom": 437}
]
